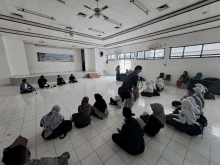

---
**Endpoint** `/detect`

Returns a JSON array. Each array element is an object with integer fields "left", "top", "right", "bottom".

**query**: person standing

[
  {"left": 115, "top": 65, "right": 120, "bottom": 81},
  {"left": 120, "top": 65, "right": 142, "bottom": 109}
]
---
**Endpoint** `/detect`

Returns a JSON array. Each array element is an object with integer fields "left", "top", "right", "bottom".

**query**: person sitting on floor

[
  {"left": 112, "top": 107, "right": 145, "bottom": 155},
  {"left": 136, "top": 103, "right": 166, "bottom": 137},
  {"left": 2, "top": 144, "right": 70, "bottom": 165},
  {"left": 141, "top": 81, "right": 154, "bottom": 97},
  {"left": 69, "top": 74, "right": 78, "bottom": 83},
  {"left": 177, "top": 71, "right": 189, "bottom": 88},
  {"left": 40, "top": 105, "right": 64, "bottom": 140},
  {"left": 109, "top": 87, "right": 130, "bottom": 108},
  {"left": 193, "top": 87, "right": 205, "bottom": 108},
  {"left": 187, "top": 97, "right": 202, "bottom": 119},
  {"left": 194, "top": 72, "right": 203, "bottom": 79},
  {"left": 195, "top": 83, "right": 208, "bottom": 97},
  {"left": 38, "top": 75, "right": 50, "bottom": 88},
  {"left": 92, "top": 94, "right": 109, "bottom": 120},
  {"left": 156, "top": 78, "right": 164, "bottom": 91},
  {"left": 57, "top": 75, "right": 66, "bottom": 86},
  {"left": 150, "top": 80, "right": 160, "bottom": 96},
  {"left": 71, "top": 97, "right": 93, "bottom": 128},
  {"left": 20, "top": 79, "right": 36, "bottom": 94}
]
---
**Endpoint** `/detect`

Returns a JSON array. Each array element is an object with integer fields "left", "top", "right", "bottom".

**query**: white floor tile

[
  {"left": 117, "top": 148, "right": 137, "bottom": 164},
  {"left": 186, "top": 149, "right": 210, "bottom": 165},
  {"left": 75, "top": 142, "right": 94, "bottom": 160},
  {"left": 71, "top": 133, "right": 87, "bottom": 149},
  {"left": 168, "top": 139, "right": 188, "bottom": 157},
  {"left": 140, "top": 146, "right": 160, "bottom": 165},
  {"left": 96, "top": 143, "right": 115, "bottom": 163},
  {"left": 147, "top": 139, "right": 166, "bottom": 155},
  {"left": 130, "top": 156, "right": 149, "bottom": 165},
  {"left": 189, "top": 141, "right": 211, "bottom": 159},
  {"left": 83, "top": 128, "right": 99, "bottom": 140},
  {"left": 89, "top": 134, "right": 106, "bottom": 150},
  {"left": 162, "top": 147, "right": 184, "bottom": 165},
  {"left": 68, "top": 149, "right": 80, "bottom": 165},
  {"left": 104, "top": 153, "right": 126, "bottom": 165},
  {"left": 81, "top": 152, "right": 103, "bottom": 165},
  {"left": 156, "top": 157, "right": 172, "bottom": 165},
  {"left": 55, "top": 140, "right": 74, "bottom": 156}
]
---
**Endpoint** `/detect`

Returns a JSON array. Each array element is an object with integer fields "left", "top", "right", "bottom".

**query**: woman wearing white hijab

[
  {"left": 141, "top": 81, "right": 154, "bottom": 97},
  {"left": 195, "top": 83, "right": 208, "bottom": 96},
  {"left": 171, "top": 99, "right": 196, "bottom": 125},
  {"left": 187, "top": 97, "right": 201, "bottom": 119},
  {"left": 40, "top": 105, "right": 64, "bottom": 140},
  {"left": 150, "top": 80, "right": 156, "bottom": 90},
  {"left": 156, "top": 78, "right": 164, "bottom": 91},
  {"left": 193, "top": 87, "right": 205, "bottom": 108}
]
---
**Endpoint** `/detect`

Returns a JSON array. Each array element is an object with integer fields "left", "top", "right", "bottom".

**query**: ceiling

[{"left": 0, "top": 0, "right": 220, "bottom": 49}]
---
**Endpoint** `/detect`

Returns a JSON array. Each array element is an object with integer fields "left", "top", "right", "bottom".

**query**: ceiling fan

[{"left": 83, "top": 0, "right": 122, "bottom": 27}]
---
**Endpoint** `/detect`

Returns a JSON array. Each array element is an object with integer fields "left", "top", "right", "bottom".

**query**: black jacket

[
  {"left": 69, "top": 76, "right": 76, "bottom": 81},
  {"left": 38, "top": 78, "right": 47, "bottom": 88},
  {"left": 142, "top": 115, "right": 163, "bottom": 137},
  {"left": 119, "top": 117, "right": 145, "bottom": 155},
  {"left": 93, "top": 94, "right": 107, "bottom": 113}
]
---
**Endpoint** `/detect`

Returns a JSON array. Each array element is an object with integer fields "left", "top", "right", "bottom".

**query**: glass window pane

[
  {"left": 145, "top": 50, "right": 154, "bottom": 59},
  {"left": 184, "top": 45, "right": 202, "bottom": 56},
  {"left": 155, "top": 49, "right": 164, "bottom": 58},
  {"left": 131, "top": 52, "right": 135, "bottom": 58},
  {"left": 138, "top": 51, "right": 144, "bottom": 59},
  {"left": 108, "top": 55, "right": 111, "bottom": 60},
  {"left": 202, "top": 43, "right": 220, "bottom": 55},
  {"left": 111, "top": 55, "right": 115, "bottom": 60},
  {"left": 170, "top": 47, "right": 184, "bottom": 57},
  {"left": 125, "top": 53, "right": 130, "bottom": 59},
  {"left": 120, "top": 54, "right": 124, "bottom": 59}
]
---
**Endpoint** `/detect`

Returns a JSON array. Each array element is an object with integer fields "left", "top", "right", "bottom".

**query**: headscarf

[
  {"left": 150, "top": 103, "right": 166, "bottom": 127},
  {"left": 150, "top": 80, "right": 156, "bottom": 90},
  {"left": 181, "top": 99, "right": 196, "bottom": 125},
  {"left": 187, "top": 97, "right": 200, "bottom": 115},
  {"left": 40, "top": 105, "right": 64, "bottom": 138},
  {"left": 144, "top": 81, "right": 153, "bottom": 93},
  {"left": 194, "top": 72, "right": 203, "bottom": 79},
  {"left": 158, "top": 78, "right": 164, "bottom": 90},
  {"left": 81, "top": 97, "right": 92, "bottom": 111},
  {"left": 192, "top": 95, "right": 202, "bottom": 111},
  {"left": 94, "top": 94, "right": 107, "bottom": 113},
  {"left": 193, "top": 87, "right": 205, "bottom": 108},
  {"left": 195, "top": 83, "right": 207, "bottom": 96}
]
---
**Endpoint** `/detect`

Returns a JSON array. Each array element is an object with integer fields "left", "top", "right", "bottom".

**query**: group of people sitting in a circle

[{"left": 20, "top": 74, "right": 78, "bottom": 94}]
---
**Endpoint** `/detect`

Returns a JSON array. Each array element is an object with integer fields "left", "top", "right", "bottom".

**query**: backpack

[
  {"left": 187, "top": 122, "right": 204, "bottom": 137},
  {"left": 204, "top": 91, "right": 215, "bottom": 100},
  {"left": 196, "top": 114, "right": 208, "bottom": 127},
  {"left": 60, "top": 120, "right": 72, "bottom": 139}
]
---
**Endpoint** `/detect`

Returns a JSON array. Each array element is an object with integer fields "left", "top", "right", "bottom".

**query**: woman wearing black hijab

[{"left": 92, "top": 94, "right": 109, "bottom": 120}]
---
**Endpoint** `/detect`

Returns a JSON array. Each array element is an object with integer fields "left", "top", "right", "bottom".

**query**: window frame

[
  {"left": 107, "top": 54, "right": 115, "bottom": 61},
  {"left": 170, "top": 42, "right": 220, "bottom": 59},
  {"left": 137, "top": 48, "right": 165, "bottom": 60}
]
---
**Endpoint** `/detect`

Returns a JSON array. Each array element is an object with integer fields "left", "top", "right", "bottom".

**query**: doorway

[
  {"left": 119, "top": 60, "right": 131, "bottom": 73},
  {"left": 81, "top": 50, "right": 85, "bottom": 71}
]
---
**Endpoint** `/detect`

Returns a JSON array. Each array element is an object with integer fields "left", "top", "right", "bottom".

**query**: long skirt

[{"left": 41, "top": 125, "right": 62, "bottom": 140}]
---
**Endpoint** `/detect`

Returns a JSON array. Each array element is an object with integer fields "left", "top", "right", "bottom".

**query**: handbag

[{"left": 60, "top": 120, "right": 72, "bottom": 139}]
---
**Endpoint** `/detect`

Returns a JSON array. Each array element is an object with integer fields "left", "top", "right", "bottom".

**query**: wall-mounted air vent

[
  {"left": 157, "top": 4, "right": 169, "bottom": 12},
  {"left": 114, "top": 26, "right": 120, "bottom": 29},
  {"left": 11, "top": 13, "right": 23, "bottom": 19},
  {"left": 77, "top": 12, "right": 87, "bottom": 18}
]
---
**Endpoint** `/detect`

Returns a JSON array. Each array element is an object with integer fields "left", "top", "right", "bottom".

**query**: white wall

[
  {"left": 84, "top": 48, "right": 95, "bottom": 71},
  {"left": 106, "top": 27, "right": 220, "bottom": 85},
  {"left": 0, "top": 37, "right": 12, "bottom": 86},
  {"left": 3, "top": 38, "right": 30, "bottom": 77},
  {"left": 25, "top": 44, "right": 82, "bottom": 74},
  {"left": 94, "top": 48, "right": 107, "bottom": 75}
]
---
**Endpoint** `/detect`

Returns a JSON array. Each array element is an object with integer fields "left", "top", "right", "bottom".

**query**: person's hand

[{"left": 117, "top": 128, "right": 121, "bottom": 132}]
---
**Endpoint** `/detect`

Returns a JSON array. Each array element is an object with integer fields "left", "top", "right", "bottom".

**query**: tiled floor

[{"left": 0, "top": 76, "right": 220, "bottom": 165}]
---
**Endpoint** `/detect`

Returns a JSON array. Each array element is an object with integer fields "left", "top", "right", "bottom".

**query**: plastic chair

[
  {"left": 157, "top": 73, "right": 164, "bottom": 79},
  {"left": 164, "top": 74, "right": 171, "bottom": 81}
]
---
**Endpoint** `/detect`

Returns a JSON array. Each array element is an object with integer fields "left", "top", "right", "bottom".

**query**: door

[
  {"left": 119, "top": 60, "right": 131, "bottom": 73},
  {"left": 81, "top": 50, "right": 85, "bottom": 71}
]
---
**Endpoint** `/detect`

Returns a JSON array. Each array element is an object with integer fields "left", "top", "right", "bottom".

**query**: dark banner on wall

[{"left": 37, "top": 53, "right": 74, "bottom": 62}]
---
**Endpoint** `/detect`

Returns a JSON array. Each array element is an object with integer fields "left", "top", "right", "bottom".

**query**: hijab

[
  {"left": 150, "top": 80, "right": 156, "bottom": 90},
  {"left": 158, "top": 78, "right": 164, "bottom": 90},
  {"left": 187, "top": 97, "right": 200, "bottom": 114},
  {"left": 195, "top": 83, "right": 207, "bottom": 96},
  {"left": 81, "top": 97, "right": 92, "bottom": 111},
  {"left": 40, "top": 105, "right": 64, "bottom": 138},
  {"left": 181, "top": 99, "right": 196, "bottom": 125},
  {"left": 144, "top": 81, "right": 153, "bottom": 93},
  {"left": 150, "top": 103, "right": 166, "bottom": 127},
  {"left": 193, "top": 87, "right": 205, "bottom": 108},
  {"left": 94, "top": 94, "right": 107, "bottom": 113},
  {"left": 194, "top": 72, "right": 203, "bottom": 79}
]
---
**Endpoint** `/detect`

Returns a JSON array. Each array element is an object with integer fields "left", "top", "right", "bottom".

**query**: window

[
  {"left": 170, "top": 47, "right": 184, "bottom": 59},
  {"left": 170, "top": 42, "right": 220, "bottom": 59},
  {"left": 137, "top": 49, "right": 165, "bottom": 60},
  {"left": 107, "top": 55, "right": 115, "bottom": 61},
  {"left": 118, "top": 52, "right": 135, "bottom": 60},
  {"left": 184, "top": 45, "right": 202, "bottom": 58},
  {"left": 202, "top": 43, "right": 220, "bottom": 57}
]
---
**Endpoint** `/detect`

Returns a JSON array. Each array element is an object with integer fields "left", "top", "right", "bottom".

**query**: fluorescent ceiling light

[
  {"left": 130, "top": 0, "right": 149, "bottom": 15},
  {"left": 88, "top": 28, "right": 105, "bottom": 34},
  {"left": 17, "top": 8, "right": 55, "bottom": 20},
  {"left": 104, "top": 17, "right": 122, "bottom": 27},
  {"left": 35, "top": 44, "right": 74, "bottom": 50}
]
